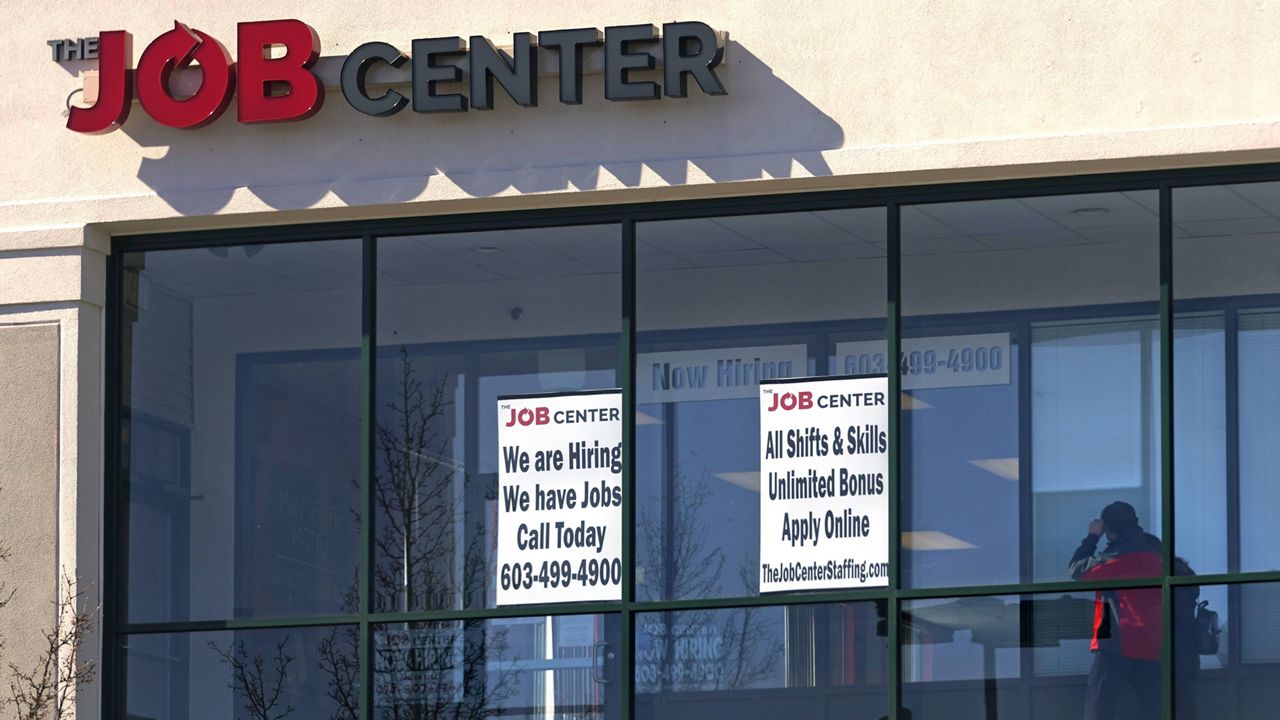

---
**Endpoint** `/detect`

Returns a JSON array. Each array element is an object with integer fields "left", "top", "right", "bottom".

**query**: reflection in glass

[
  {"left": 635, "top": 602, "right": 885, "bottom": 720},
  {"left": 121, "top": 241, "right": 362, "bottom": 622},
  {"left": 121, "top": 626, "right": 359, "bottom": 719},
  {"left": 374, "top": 226, "right": 621, "bottom": 611},
  {"left": 900, "top": 191, "right": 1159, "bottom": 588},
  {"left": 1175, "top": 581, "right": 1280, "bottom": 718},
  {"left": 372, "top": 614, "right": 621, "bottom": 720},
  {"left": 636, "top": 208, "right": 887, "bottom": 600},
  {"left": 1238, "top": 312, "right": 1280, "bottom": 572},
  {"left": 902, "top": 591, "right": 1160, "bottom": 720},
  {"left": 1173, "top": 182, "right": 1280, "bottom": 576}
]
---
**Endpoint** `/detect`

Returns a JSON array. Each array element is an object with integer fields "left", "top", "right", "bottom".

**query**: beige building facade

[{"left": 3, "top": 2, "right": 1280, "bottom": 719}]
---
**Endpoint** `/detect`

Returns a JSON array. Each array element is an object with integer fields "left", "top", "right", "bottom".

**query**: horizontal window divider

[
  {"left": 111, "top": 162, "right": 1280, "bottom": 253},
  {"left": 895, "top": 577, "right": 1164, "bottom": 599},
  {"left": 1170, "top": 570, "right": 1280, "bottom": 587},
  {"left": 118, "top": 614, "right": 360, "bottom": 635},
  {"left": 628, "top": 590, "right": 891, "bottom": 613},
  {"left": 363, "top": 602, "right": 625, "bottom": 623},
  {"left": 118, "top": 571, "right": 1271, "bottom": 637}
]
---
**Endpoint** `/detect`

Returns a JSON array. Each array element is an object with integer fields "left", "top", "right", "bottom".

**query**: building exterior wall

[{"left": 2, "top": 2, "right": 1280, "bottom": 717}]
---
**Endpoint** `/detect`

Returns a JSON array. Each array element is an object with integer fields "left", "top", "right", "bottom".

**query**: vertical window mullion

[
  {"left": 886, "top": 202, "right": 902, "bottom": 720},
  {"left": 1159, "top": 184, "right": 1175, "bottom": 720},
  {"left": 360, "top": 232, "right": 377, "bottom": 720},
  {"left": 103, "top": 247, "right": 124, "bottom": 720},
  {"left": 619, "top": 218, "right": 638, "bottom": 720}
]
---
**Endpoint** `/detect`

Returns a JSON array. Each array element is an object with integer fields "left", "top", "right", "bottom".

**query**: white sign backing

[
  {"left": 759, "top": 376, "right": 890, "bottom": 593},
  {"left": 497, "top": 390, "right": 622, "bottom": 605}
]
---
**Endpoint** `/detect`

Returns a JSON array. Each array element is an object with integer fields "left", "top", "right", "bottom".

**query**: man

[{"left": 1068, "top": 501, "right": 1162, "bottom": 720}]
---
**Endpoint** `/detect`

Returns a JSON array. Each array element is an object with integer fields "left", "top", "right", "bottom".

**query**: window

[
  {"left": 635, "top": 208, "right": 887, "bottom": 601},
  {"left": 110, "top": 167, "right": 1280, "bottom": 720},
  {"left": 900, "top": 192, "right": 1160, "bottom": 588},
  {"left": 1174, "top": 182, "right": 1280, "bottom": 576}
]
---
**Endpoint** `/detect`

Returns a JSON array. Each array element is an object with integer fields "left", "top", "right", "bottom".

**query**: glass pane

[
  {"left": 635, "top": 208, "right": 887, "bottom": 601},
  {"left": 1175, "top": 581, "right": 1280, "bottom": 718},
  {"left": 903, "top": 590, "right": 1163, "bottom": 719},
  {"left": 375, "top": 226, "right": 621, "bottom": 611},
  {"left": 120, "top": 625, "right": 359, "bottom": 719},
  {"left": 1174, "top": 182, "right": 1280, "bottom": 575},
  {"left": 635, "top": 602, "right": 886, "bottom": 720},
  {"left": 900, "top": 191, "right": 1160, "bottom": 588},
  {"left": 372, "top": 613, "right": 621, "bottom": 719},
  {"left": 121, "top": 241, "right": 362, "bottom": 622}
]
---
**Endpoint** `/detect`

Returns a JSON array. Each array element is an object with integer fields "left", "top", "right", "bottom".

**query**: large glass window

[
  {"left": 112, "top": 169, "right": 1280, "bottom": 720},
  {"left": 900, "top": 192, "right": 1160, "bottom": 588},
  {"left": 121, "top": 626, "right": 359, "bottom": 719},
  {"left": 372, "top": 613, "right": 622, "bottom": 719},
  {"left": 1174, "top": 581, "right": 1280, "bottom": 718},
  {"left": 1174, "top": 182, "right": 1280, "bottom": 576},
  {"left": 635, "top": 602, "right": 886, "bottom": 719},
  {"left": 902, "top": 590, "right": 1162, "bottom": 719},
  {"left": 121, "top": 240, "right": 362, "bottom": 622},
  {"left": 635, "top": 208, "right": 887, "bottom": 601},
  {"left": 375, "top": 226, "right": 621, "bottom": 611}
]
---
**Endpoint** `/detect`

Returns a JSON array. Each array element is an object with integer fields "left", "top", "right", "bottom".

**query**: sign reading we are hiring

[{"left": 65, "top": 19, "right": 727, "bottom": 134}]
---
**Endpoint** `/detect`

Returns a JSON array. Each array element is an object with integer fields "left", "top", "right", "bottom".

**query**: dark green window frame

[{"left": 104, "top": 162, "right": 1280, "bottom": 720}]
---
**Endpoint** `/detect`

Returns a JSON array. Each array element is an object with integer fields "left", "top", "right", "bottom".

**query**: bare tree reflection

[
  {"left": 209, "top": 636, "right": 296, "bottom": 720},
  {"left": 639, "top": 468, "right": 781, "bottom": 693},
  {"left": 364, "top": 349, "right": 517, "bottom": 719}
]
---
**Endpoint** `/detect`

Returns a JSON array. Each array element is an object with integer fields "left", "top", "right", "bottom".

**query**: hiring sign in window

[
  {"left": 496, "top": 390, "right": 622, "bottom": 605},
  {"left": 759, "top": 376, "right": 890, "bottom": 593}
]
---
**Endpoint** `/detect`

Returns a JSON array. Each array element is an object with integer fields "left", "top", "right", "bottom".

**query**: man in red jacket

[{"left": 1068, "top": 501, "right": 1162, "bottom": 720}]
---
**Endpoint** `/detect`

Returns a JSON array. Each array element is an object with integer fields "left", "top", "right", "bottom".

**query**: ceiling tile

[
  {"left": 974, "top": 229, "right": 1092, "bottom": 250},
  {"left": 1020, "top": 192, "right": 1157, "bottom": 229},
  {"left": 710, "top": 211, "right": 858, "bottom": 248},
  {"left": 915, "top": 198, "right": 1063, "bottom": 235},
  {"left": 678, "top": 249, "right": 792, "bottom": 268},
  {"left": 1077, "top": 225, "right": 1159, "bottom": 244},
  {"left": 899, "top": 236, "right": 989, "bottom": 256},
  {"left": 776, "top": 243, "right": 887, "bottom": 261},
  {"left": 641, "top": 218, "right": 762, "bottom": 253},
  {"left": 812, "top": 207, "right": 887, "bottom": 243},
  {"left": 1173, "top": 185, "right": 1269, "bottom": 221},
  {"left": 512, "top": 224, "right": 622, "bottom": 259}
]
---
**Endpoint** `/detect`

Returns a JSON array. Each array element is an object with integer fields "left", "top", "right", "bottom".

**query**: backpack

[{"left": 1194, "top": 600, "right": 1221, "bottom": 655}]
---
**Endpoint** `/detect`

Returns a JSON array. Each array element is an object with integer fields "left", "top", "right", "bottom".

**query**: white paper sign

[
  {"left": 835, "top": 333, "right": 1010, "bottom": 390},
  {"left": 637, "top": 344, "right": 807, "bottom": 403},
  {"left": 759, "top": 376, "right": 890, "bottom": 593},
  {"left": 496, "top": 390, "right": 622, "bottom": 605}
]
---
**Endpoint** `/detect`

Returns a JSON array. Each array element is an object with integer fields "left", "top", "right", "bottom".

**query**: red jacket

[{"left": 1068, "top": 531, "right": 1162, "bottom": 660}]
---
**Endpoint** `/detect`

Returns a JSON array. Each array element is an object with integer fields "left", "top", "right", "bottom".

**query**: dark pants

[{"left": 1084, "top": 651, "right": 1160, "bottom": 720}]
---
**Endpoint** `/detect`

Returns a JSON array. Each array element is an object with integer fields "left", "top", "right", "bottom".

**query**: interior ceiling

[{"left": 139, "top": 185, "right": 1280, "bottom": 298}]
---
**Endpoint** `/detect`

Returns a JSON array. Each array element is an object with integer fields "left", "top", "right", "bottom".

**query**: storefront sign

[
  {"left": 496, "top": 390, "right": 622, "bottom": 606},
  {"left": 373, "top": 626, "right": 463, "bottom": 710},
  {"left": 758, "top": 376, "right": 889, "bottom": 593},
  {"left": 47, "top": 37, "right": 99, "bottom": 61},
  {"left": 638, "top": 344, "right": 806, "bottom": 404},
  {"left": 67, "top": 20, "right": 726, "bottom": 133},
  {"left": 835, "top": 332, "right": 1010, "bottom": 390}
]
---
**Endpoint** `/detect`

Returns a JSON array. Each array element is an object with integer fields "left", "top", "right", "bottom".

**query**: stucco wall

[{"left": 3, "top": 0, "right": 1280, "bottom": 240}]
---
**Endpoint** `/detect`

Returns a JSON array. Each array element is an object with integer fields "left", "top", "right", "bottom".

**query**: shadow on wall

[{"left": 122, "top": 43, "right": 844, "bottom": 215}]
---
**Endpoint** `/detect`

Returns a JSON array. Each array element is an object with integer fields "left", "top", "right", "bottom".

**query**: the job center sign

[{"left": 758, "top": 375, "right": 890, "bottom": 593}]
